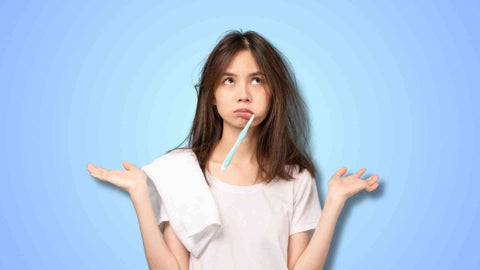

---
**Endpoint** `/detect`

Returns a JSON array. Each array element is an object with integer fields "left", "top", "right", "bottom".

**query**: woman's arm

[
  {"left": 291, "top": 194, "right": 345, "bottom": 270},
  {"left": 130, "top": 186, "right": 181, "bottom": 270},
  {"left": 87, "top": 161, "right": 185, "bottom": 270},
  {"left": 292, "top": 167, "right": 379, "bottom": 270},
  {"left": 163, "top": 222, "right": 190, "bottom": 270}
]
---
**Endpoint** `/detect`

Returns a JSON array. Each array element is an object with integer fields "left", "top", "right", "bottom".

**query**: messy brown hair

[{"left": 166, "top": 29, "right": 316, "bottom": 185}]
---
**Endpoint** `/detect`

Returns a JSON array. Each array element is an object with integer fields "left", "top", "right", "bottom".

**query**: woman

[{"left": 87, "top": 29, "right": 379, "bottom": 270}]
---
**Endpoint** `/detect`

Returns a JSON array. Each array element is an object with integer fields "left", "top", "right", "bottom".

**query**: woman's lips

[{"left": 235, "top": 111, "right": 253, "bottom": 120}]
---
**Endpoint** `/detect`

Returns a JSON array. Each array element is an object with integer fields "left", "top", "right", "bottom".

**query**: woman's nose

[{"left": 237, "top": 83, "right": 251, "bottom": 101}]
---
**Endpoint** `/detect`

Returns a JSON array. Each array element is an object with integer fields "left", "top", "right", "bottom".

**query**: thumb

[
  {"left": 334, "top": 166, "right": 347, "bottom": 177},
  {"left": 123, "top": 160, "right": 135, "bottom": 171}
]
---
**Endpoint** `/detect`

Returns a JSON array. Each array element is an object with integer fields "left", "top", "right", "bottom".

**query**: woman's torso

[{"left": 188, "top": 160, "right": 293, "bottom": 270}]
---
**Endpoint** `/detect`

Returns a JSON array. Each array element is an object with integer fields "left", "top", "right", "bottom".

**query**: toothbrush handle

[
  {"left": 221, "top": 115, "right": 254, "bottom": 170},
  {"left": 221, "top": 137, "right": 242, "bottom": 170}
]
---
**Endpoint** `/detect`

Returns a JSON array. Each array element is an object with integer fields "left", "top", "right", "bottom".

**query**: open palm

[
  {"left": 86, "top": 161, "right": 147, "bottom": 194},
  {"left": 328, "top": 167, "right": 379, "bottom": 201}
]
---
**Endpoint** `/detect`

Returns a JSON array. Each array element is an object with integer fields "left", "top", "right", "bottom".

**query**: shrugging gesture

[
  {"left": 328, "top": 167, "right": 379, "bottom": 202},
  {"left": 86, "top": 161, "right": 147, "bottom": 196}
]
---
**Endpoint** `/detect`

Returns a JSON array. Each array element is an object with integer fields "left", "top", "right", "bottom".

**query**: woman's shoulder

[
  {"left": 281, "top": 164, "right": 315, "bottom": 185},
  {"left": 263, "top": 165, "right": 314, "bottom": 199},
  {"left": 164, "top": 147, "right": 193, "bottom": 155},
  {"left": 158, "top": 147, "right": 195, "bottom": 160},
  {"left": 143, "top": 148, "right": 195, "bottom": 169},
  {"left": 283, "top": 164, "right": 309, "bottom": 177}
]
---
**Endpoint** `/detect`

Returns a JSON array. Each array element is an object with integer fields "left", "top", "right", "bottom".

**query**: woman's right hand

[{"left": 86, "top": 161, "right": 147, "bottom": 196}]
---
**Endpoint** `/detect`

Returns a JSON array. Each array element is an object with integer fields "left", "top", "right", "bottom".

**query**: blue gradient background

[{"left": 1, "top": 0, "right": 479, "bottom": 269}]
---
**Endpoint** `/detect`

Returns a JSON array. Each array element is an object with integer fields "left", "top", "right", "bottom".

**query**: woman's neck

[{"left": 212, "top": 124, "right": 259, "bottom": 167}]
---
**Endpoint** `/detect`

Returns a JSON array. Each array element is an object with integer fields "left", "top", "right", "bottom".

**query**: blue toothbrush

[{"left": 221, "top": 113, "right": 255, "bottom": 171}]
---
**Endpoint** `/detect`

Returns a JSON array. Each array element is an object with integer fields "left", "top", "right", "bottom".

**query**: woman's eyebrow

[{"left": 222, "top": 71, "right": 265, "bottom": 77}]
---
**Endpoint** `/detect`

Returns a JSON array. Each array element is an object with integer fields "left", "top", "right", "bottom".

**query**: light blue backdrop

[{"left": 1, "top": 0, "right": 478, "bottom": 269}]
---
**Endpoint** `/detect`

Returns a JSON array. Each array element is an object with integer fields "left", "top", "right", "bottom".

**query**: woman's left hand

[{"left": 327, "top": 167, "right": 379, "bottom": 202}]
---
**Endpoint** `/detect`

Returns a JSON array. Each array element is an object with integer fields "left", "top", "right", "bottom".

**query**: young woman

[{"left": 87, "top": 30, "right": 379, "bottom": 270}]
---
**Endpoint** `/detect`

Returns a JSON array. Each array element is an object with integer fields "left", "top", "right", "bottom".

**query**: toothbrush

[{"left": 221, "top": 113, "right": 255, "bottom": 171}]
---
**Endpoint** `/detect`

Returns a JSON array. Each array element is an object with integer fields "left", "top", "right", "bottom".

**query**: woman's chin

[{"left": 224, "top": 118, "right": 251, "bottom": 129}]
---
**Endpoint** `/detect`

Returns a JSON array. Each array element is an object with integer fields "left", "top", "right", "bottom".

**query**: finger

[
  {"left": 366, "top": 182, "right": 379, "bottom": 192},
  {"left": 353, "top": 168, "right": 366, "bottom": 178},
  {"left": 87, "top": 163, "right": 99, "bottom": 176},
  {"left": 86, "top": 163, "right": 95, "bottom": 172},
  {"left": 334, "top": 167, "right": 347, "bottom": 177},
  {"left": 93, "top": 166, "right": 110, "bottom": 181},
  {"left": 366, "top": 174, "right": 379, "bottom": 185},
  {"left": 123, "top": 160, "right": 135, "bottom": 171}
]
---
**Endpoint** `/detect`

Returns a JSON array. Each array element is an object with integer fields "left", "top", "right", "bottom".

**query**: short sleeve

[
  {"left": 146, "top": 173, "right": 170, "bottom": 233},
  {"left": 289, "top": 169, "right": 322, "bottom": 235}
]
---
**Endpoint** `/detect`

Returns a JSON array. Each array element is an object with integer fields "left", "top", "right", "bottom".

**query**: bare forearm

[
  {"left": 293, "top": 194, "right": 345, "bottom": 270},
  {"left": 130, "top": 188, "right": 180, "bottom": 270}
]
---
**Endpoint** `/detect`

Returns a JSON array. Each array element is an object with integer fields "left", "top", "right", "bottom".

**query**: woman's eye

[{"left": 223, "top": 77, "right": 262, "bottom": 85}]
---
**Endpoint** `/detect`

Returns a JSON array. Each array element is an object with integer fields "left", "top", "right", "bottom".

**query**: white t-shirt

[{"left": 147, "top": 162, "right": 322, "bottom": 270}]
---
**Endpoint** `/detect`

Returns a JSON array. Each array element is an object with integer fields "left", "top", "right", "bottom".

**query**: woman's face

[{"left": 213, "top": 50, "right": 271, "bottom": 130}]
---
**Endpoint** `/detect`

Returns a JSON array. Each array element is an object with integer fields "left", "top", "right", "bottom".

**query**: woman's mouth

[{"left": 235, "top": 111, "right": 253, "bottom": 120}]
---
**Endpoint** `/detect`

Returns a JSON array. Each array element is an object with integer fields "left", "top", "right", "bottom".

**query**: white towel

[{"left": 141, "top": 148, "right": 222, "bottom": 257}]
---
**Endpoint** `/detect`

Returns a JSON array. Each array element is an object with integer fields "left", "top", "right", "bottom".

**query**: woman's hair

[{"left": 166, "top": 29, "right": 316, "bottom": 184}]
